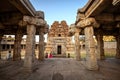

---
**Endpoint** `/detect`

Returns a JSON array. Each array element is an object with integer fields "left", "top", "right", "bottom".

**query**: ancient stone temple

[{"left": 45, "top": 21, "right": 74, "bottom": 56}]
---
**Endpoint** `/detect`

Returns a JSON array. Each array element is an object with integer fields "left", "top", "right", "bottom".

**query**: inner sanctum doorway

[{"left": 57, "top": 45, "right": 61, "bottom": 54}]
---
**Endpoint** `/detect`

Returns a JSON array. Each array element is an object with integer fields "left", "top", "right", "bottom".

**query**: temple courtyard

[{"left": 0, "top": 58, "right": 120, "bottom": 80}]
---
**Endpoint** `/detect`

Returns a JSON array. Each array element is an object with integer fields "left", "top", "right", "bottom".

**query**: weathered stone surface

[
  {"left": 74, "top": 28, "right": 81, "bottom": 61},
  {"left": 45, "top": 21, "right": 74, "bottom": 54},
  {"left": 112, "top": 0, "right": 120, "bottom": 5},
  {"left": 36, "top": 11, "right": 44, "bottom": 19},
  {"left": 0, "top": 34, "right": 3, "bottom": 59},
  {"left": 115, "top": 35, "right": 120, "bottom": 59},
  {"left": 23, "top": 16, "right": 46, "bottom": 26},
  {"left": 84, "top": 26, "right": 98, "bottom": 70},
  {"left": 68, "top": 24, "right": 76, "bottom": 36},
  {"left": 77, "top": 18, "right": 99, "bottom": 28},
  {"left": 1, "top": 58, "right": 120, "bottom": 80},
  {"left": 38, "top": 28, "right": 45, "bottom": 60},
  {"left": 13, "top": 28, "right": 23, "bottom": 61},
  {"left": 96, "top": 34, "right": 105, "bottom": 60},
  {"left": 23, "top": 24, "right": 36, "bottom": 72}
]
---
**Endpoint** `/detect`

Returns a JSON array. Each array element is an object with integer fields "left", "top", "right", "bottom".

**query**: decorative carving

[
  {"left": 48, "top": 21, "right": 69, "bottom": 37},
  {"left": 77, "top": 18, "right": 99, "bottom": 28},
  {"left": 45, "top": 21, "right": 74, "bottom": 54},
  {"left": 23, "top": 16, "right": 46, "bottom": 26}
]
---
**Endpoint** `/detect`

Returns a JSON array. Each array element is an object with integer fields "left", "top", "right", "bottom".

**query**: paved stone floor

[{"left": 0, "top": 58, "right": 120, "bottom": 80}]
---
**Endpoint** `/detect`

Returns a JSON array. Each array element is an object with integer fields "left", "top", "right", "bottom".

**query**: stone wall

[{"left": 104, "top": 42, "right": 116, "bottom": 49}]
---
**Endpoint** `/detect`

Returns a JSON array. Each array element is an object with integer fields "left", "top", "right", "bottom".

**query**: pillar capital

[
  {"left": 77, "top": 17, "right": 99, "bottom": 28},
  {"left": 68, "top": 24, "right": 81, "bottom": 36},
  {"left": 23, "top": 16, "right": 46, "bottom": 26}
]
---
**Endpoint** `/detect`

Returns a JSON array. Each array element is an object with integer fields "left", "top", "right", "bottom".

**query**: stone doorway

[{"left": 57, "top": 45, "right": 61, "bottom": 54}]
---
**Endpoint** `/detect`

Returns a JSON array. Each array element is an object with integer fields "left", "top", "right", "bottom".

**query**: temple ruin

[{"left": 45, "top": 21, "right": 74, "bottom": 56}]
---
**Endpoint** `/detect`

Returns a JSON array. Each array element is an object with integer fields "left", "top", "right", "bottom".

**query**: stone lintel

[
  {"left": 23, "top": 16, "right": 46, "bottom": 26},
  {"left": 77, "top": 18, "right": 99, "bottom": 28}
]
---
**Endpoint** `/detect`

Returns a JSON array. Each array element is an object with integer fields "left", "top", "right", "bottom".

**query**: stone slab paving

[{"left": 0, "top": 58, "right": 120, "bottom": 80}]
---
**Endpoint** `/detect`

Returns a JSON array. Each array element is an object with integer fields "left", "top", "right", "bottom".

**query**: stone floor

[{"left": 0, "top": 58, "right": 120, "bottom": 80}]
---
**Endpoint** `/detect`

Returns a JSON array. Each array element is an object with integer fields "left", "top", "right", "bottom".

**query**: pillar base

[
  {"left": 85, "top": 61, "right": 99, "bottom": 70},
  {"left": 100, "top": 56, "right": 105, "bottom": 60}
]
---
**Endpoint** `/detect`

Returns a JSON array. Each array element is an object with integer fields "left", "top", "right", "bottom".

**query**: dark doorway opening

[{"left": 57, "top": 45, "right": 61, "bottom": 54}]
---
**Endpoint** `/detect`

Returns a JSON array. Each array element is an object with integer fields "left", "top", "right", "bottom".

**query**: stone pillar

[
  {"left": 77, "top": 18, "right": 99, "bottom": 70},
  {"left": 74, "top": 28, "right": 81, "bottom": 61},
  {"left": 23, "top": 24, "right": 36, "bottom": 72},
  {"left": 0, "top": 34, "right": 3, "bottom": 59},
  {"left": 84, "top": 26, "right": 98, "bottom": 70},
  {"left": 38, "top": 28, "right": 44, "bottom": 60},
  {"left": 96, "top": 34, "right": 105, "bottom": 60},
  {"left": 115, "top": 35, "right": 120, "bottom": 59},
  {"left": 13, "top": 28, "right": 23, "bottom": 61}
]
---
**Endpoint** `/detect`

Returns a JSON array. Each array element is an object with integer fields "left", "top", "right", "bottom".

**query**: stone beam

[
  {"left": 9, "top": 0, "right": 36, "bottom": 16},
  {"left": 0, "top": 12, "right": 22, "bottom": 25},
  {"left": 112, "top": 0, "right": 120, "bottom": 5},
  {"left": 95, "top": 14, "right": 120, "bottom": 22},
  {"left": 23, "top": 16, "right": 46, "bottom": 26}
]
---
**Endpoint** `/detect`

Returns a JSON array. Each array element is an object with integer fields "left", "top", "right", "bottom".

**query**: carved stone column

[
  {"left": 13, "top": 28, "right": 23, "bottom": 61},
  {"left": 22, "top": 15, "right": 46, "bottom": 72},
  {"left": 23, "top": 24, "right": 36, "bottom": 72},
  {"left": 115, "top": 35, "right": 120, "bottom": 59},
  {"left": 77, "top": 18, "right": 99, "bottom": 70},
  {"left": 74, "top": 28, "right": 81, "bottom": 61},
  {"left": 38, "top": 28, "right": 44, "bottom": 60},
  {"left": 96, "top": 34, "right": 105, "bottom": 60}
]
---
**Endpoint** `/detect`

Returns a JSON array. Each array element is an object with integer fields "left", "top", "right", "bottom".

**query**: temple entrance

[{"left": 57, "top": 45, "right": 61, "bottom": 54}]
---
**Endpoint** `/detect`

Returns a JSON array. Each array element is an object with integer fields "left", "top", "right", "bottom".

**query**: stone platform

[{"left": 0, "top": 58, "right": 120, "bottom": 80}]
